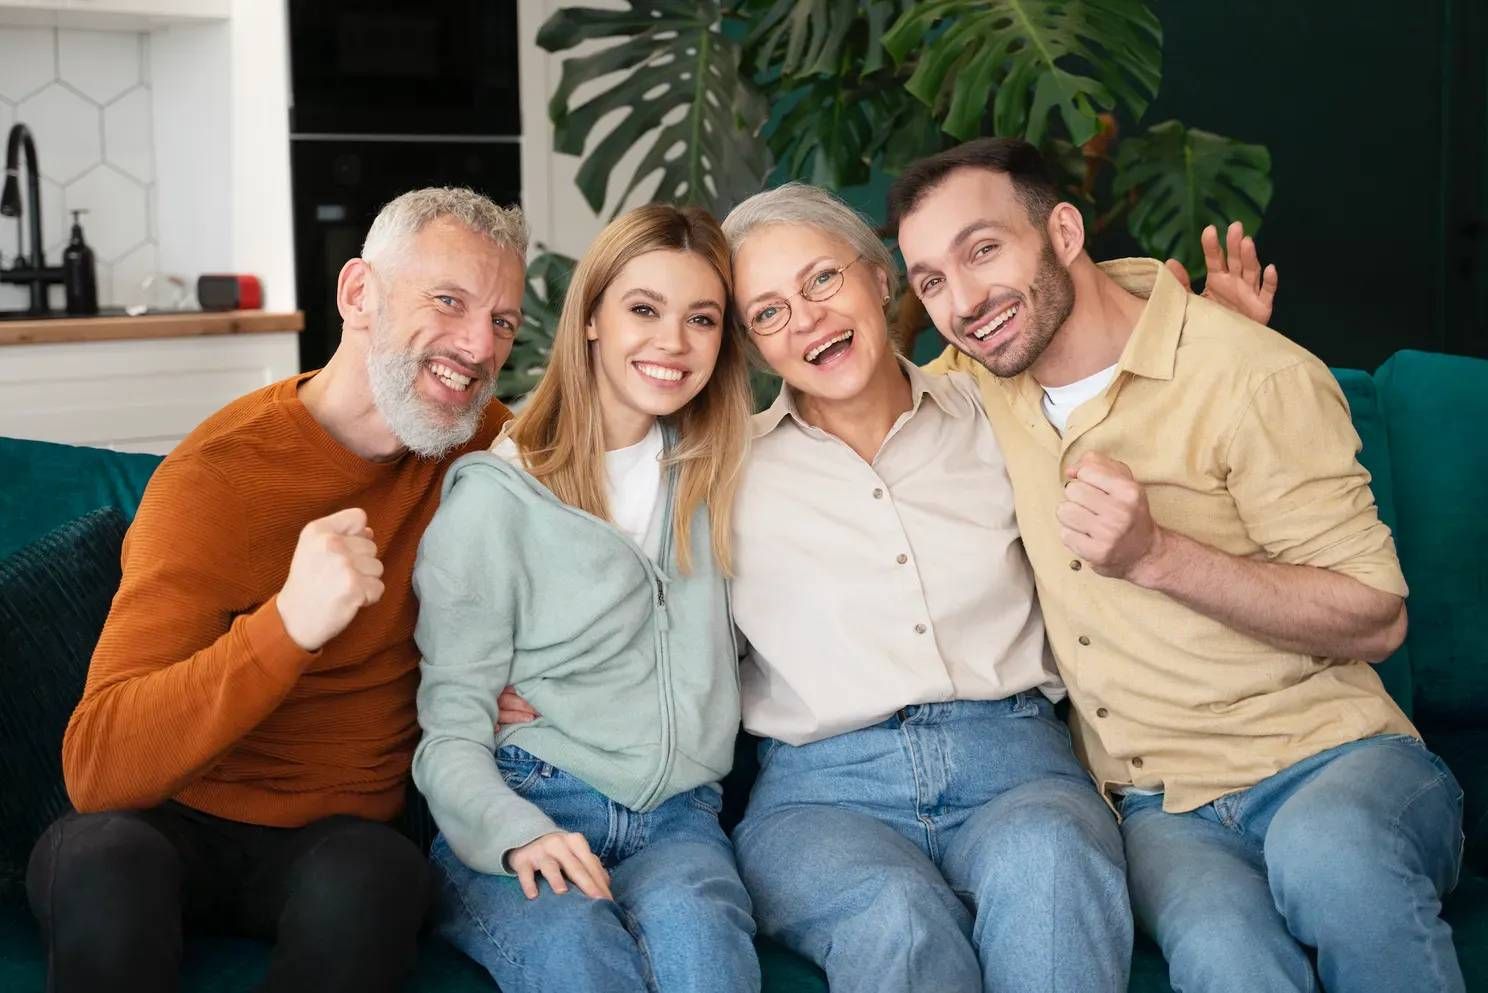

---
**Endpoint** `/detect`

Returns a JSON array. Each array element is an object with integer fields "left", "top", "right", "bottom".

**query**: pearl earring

[{"left": 882, "top": 295, "right": 891, "bottom": 306}]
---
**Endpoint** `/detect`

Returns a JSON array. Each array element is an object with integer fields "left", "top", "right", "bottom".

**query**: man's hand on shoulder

[
  {"left": 277, "top": 507, "right": 385, "bottom": 653},
  {"left": 1165, "top": 221, "right": 1279, "bottom": 327}
]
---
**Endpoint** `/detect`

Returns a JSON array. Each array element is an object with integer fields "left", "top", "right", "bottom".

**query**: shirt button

[
  {"left": 1078, "top": 635, "right": 1091, "bottom": 646},
  {"left": 1096, "top": 707, "right": 1109, "bottom": 718},
  {"left": 914, "top": 623, "right": 927, "bottom": 635},
  {"left": 872, "top": 487, "right": 884, "bottom": 499},
  {"left": 1132, "top": 757, "right": 1145, "bottom": 769},
  {"left": 1070, "top": 559, "right": 1082, "bottom": 571},
  {"left": 896, "top": 553, "right": 908, "bottom": 564}
]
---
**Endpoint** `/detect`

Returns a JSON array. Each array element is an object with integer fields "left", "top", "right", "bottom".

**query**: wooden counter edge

[{"left": 0, "top": 310, "right": 306, "bottom": 346}]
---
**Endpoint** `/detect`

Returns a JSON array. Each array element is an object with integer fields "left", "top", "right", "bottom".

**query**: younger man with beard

[
  {"left": 897, "top": 139, "right": 1464, "bottom": 993},
  {"left": 26, "top": 187, "right": 528, "bottom": 993}
]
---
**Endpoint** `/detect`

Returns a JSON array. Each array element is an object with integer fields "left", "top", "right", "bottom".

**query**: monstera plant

[{"left": 502, "top": 0, "right": 1272, "bottom": 401}]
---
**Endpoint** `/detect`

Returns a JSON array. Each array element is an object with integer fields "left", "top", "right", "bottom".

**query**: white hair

[
  {"left": 721, "top": 181, "right": 898, "bottom": 297},
  {"left": 362, "top": 186, "right": 529, "bottom": 271}
]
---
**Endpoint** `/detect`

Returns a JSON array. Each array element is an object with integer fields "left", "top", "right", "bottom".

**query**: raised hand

[
  {"left": 507, "top": 831, "right": 612, "bottom": 900},
  {"left": 276, "top": 507, "right": 385, "bottom": 652},
  {"left": 1057, "top": 452, "right": 1167, "bottom": 584},
  {"left": 1165, "top": 221, "right": 1279, "bottom": 326}
]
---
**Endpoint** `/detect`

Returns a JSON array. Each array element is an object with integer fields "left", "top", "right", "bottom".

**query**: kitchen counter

[{"left": 0, "top": 310, "right": 305, "bottom": 346}]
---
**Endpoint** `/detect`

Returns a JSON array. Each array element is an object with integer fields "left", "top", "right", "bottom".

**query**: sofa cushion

[
  {"left": 1330, "top": 367, "right": 1411, "bottom": 713},
  {"left": 0, "top": 436, "right": 161, "bottom": 561},
  {"left": 1373, "top": 350, "right": 1488, "bottom": 727},
  {"left": 0, "top": 507, "right": 127, "bottom": 901}
]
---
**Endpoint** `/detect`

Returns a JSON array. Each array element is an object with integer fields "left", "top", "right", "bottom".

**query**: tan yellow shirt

[
  {"left": 928, "top": 258, "right": 1416, "bottom": 812},
  {"left": 731, "top": 359, "right": 1062, "bottom": 745}
]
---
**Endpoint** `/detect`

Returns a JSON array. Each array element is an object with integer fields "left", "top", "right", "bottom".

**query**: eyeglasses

[{"left": 746, "top": 255, "right": 864, "bottom": 336}]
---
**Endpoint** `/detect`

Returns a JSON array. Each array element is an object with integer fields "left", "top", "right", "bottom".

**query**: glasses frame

[{"left": 747, "top": 254, "right": 865, "bottom": 336}]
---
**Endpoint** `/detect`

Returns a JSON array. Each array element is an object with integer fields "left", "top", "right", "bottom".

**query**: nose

[
  {"left": 653, "top": 315, "right": 689, "bottom": 354},
  {"left": 789, "top": 294, "right": 827, "bottom": 336},
  {"left": 452, "top": 312, "right": 499, "bottom": 371},
  {"left": 946, "top": 270, "right": 981, "bottom": 324}
]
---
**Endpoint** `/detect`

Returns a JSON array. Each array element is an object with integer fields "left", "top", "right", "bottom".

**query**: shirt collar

[
  {"left": 753, "top": 354, "right": 971, "bottom": 439},
  {"left": 1100, "top": 257, "right": 1189, "bottom": 382}
]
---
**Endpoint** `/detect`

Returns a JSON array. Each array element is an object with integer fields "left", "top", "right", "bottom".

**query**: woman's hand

[{"left": 507, "top": 831, "right": 612, "bottom": 901}]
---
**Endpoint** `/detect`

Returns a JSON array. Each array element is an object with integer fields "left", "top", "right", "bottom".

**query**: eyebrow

[
  {"left": 905, "top": 219, "right": 1010, "bottom": 278},
  {"left": 741, "top": 255, "right": 837, "bottom": 309},
  {"left": 622, "top": 287, "right": 723, "bottom": 313},
  {"left": 428, "top": 280, "right": 473, "bottom": 297}
]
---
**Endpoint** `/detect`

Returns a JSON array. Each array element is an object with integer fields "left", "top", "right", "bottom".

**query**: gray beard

[{"left": 364, "top": 335, "right": 493, "bottom": 459}]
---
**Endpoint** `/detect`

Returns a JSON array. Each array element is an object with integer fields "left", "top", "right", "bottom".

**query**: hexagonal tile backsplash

[{"left": 0, "top": 27, "right": 156, "bottom": 312}]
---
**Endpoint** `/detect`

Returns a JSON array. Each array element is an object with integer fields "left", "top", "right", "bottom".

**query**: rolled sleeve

[{"left": 1223, "top": 359, "right": 1408, "bottom": 597}]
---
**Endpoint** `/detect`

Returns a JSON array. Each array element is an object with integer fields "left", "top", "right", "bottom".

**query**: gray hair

[
  {"left": 362, "top": 186, "right": 529, "bottom": 270},
  {"left": 721, "top": 181, "right": 898, "bottom": 297}
]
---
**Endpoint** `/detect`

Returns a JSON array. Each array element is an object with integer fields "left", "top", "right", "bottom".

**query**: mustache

[{"left": 953, "top": 291, "right": 1025, "bottom": 337}]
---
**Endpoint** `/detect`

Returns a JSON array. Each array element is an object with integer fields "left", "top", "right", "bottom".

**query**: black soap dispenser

[{"left": 63, "top": 209, "right": 99, "bottom": 315}]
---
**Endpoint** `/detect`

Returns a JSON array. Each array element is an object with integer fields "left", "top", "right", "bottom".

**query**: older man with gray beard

[{"left": 27, "top": 187, "right": 527, "bottom": 993}]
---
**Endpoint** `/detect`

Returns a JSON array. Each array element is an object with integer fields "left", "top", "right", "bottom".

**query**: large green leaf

[
  {"left": 738, "top": 0, "right": 906, "bottom": 78},
  {"left": 498, "top": 250, "right": 577, "bottom": 403},
  {"left": 1112, "top": 120, "right": 1273, "bottom": 274},
  {"left": 767, "top": 72, "right": 941, "bottom": 187},
  {"left": 539, "top": 1, "right": 770, "bottom": 217},
  {"left": 882, "top": 0, "right": 1161, "bottom": 145}
]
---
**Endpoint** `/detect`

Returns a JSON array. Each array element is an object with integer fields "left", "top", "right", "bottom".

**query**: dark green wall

[
  {"left": 1128, "top": 0, "right": 1488, "bottom": 370},
  {"left": 849, "top": 2, "right": 1488, "bottom": 372}
]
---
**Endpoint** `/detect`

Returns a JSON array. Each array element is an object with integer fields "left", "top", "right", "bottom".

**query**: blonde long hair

[{"left": 509, "top": 204, "right": 752, "bottom": 574}]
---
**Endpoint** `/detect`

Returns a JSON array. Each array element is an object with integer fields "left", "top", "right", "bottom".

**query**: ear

[
  {"left": 873, "top": 265, "right": 891, "bottom": 304},
  {"left": 585, "top": 313, "right": 600, "bottom": 343},
  {"left": 1046, "top": 203, "right": 1087, "bottom": 267},
  {"left": 337, "top": 258, "right": 376, "bottom": 338}
]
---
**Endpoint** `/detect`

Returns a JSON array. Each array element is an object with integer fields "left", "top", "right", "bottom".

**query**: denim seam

[
  {"left": 434, "top": 859, "right": 536, "bottom": 980},
  {"left": 1388, "top": 767, "right": 1457, "bottom": 992},
  {"left": 901, "top": 724, "right": 939, "bottom": 861},
  {"left": 620, "top": 904, "right": 661, "bottom": 993}
]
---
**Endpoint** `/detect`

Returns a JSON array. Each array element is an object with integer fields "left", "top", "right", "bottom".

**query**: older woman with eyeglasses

[{"left": 720, "top": 183, "right": 1132, "bottom": 993}]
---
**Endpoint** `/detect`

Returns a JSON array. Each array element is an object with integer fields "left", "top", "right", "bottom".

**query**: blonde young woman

[{"left": 410, "top": 204, "right": 759, "bottom": 993}]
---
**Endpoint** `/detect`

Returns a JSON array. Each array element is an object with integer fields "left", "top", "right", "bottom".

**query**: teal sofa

[{"left": 0, "top": 348, "right": 1483, "bottom": 992}]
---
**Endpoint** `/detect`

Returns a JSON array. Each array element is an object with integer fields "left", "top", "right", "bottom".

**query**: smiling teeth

[
  {"left": 806, "top": 330, "right": 852, "bottom": 362},
  {"left": 973, "top": 305, "right": 1019, "bottom": 341},
  {"left": 429, "top": 361, "right": 472, "bottom": 391},
  {"left": 636, "top": 362, "right": 684, "bottom": 383}
]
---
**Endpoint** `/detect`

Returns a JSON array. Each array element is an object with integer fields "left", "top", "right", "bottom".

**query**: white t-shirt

[
  {"left": 1040, "top": 364, "right": 1119, "bottom": 435},
  {"left": 491, "top": 422, "right": 665, "bottom": 559}
]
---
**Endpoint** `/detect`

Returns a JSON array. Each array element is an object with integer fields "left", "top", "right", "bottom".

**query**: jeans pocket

[
  {"left": 688, "top": 783, "right": 724, "bottom": 816},
  {"left": 496, "top": 745, "right": 547, "bottom": 792}
]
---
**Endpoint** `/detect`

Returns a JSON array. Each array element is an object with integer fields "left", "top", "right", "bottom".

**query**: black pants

[{"left": 26, "top": 803, "right": 432, "bottom": 993}]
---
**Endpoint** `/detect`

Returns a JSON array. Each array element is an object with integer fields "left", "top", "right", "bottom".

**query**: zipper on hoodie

[{"left": 638, "top": 458, "right": 680, "bottom": 808}]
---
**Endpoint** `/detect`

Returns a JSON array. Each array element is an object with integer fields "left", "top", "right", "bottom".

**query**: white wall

[
  {"left": 517, "top": 0, "right": 658, "bottom": 261},
  {"left": 2, "top": 7, "right": 294, "bottom": 314},
  {"left": 0, "top": 26, "right": 160, "bottom": 309},
  {"left": 226, "top": 0, "right": 294, "bottom": 311}
]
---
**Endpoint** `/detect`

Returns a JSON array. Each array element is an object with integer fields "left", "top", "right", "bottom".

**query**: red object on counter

[{"left": 197, "top": 274, "right": 263, "bottom": 311}]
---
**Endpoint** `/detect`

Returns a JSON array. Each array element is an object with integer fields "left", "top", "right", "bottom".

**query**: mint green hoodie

[{"left": 411, "top": 445, "right": 740, "bottom": 875}]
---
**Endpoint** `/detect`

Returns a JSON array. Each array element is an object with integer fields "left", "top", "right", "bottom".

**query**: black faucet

[{"left": 1, "top": 123, "right": 66, "bottom": 314}]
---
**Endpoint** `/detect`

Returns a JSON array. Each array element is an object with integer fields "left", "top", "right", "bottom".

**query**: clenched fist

[
  {"left": 1057, "top": 452, "right": 1168, "bottom": 584},
  {"left": 276, "top": 507, "right": 385, "bottom": 652}
]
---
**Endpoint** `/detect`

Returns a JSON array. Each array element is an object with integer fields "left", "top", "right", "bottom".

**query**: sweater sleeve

[
  {"left": 411, "top": 475, "right": 559, "bottom": 875},
  {"left": 62, "top": 456, "right": 317, "bottom": 812}
]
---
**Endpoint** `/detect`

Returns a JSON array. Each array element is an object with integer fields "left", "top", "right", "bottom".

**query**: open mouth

[
  {"left": 426, "top": 359, "right": 476, "bottom": 393},
  {"left": 633, "top": 360, "right": 689, "bottom": 386},
  {"left": 968, "top": 302, "right": 1020, "bottom": 343},
  {"left": 803, "top": 329, "right": 854, "bottom": 366}
]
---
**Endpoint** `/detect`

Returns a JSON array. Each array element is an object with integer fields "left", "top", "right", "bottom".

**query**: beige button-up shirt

[
  {"left": 731, "top": 359, "right": 1062, "bottom": 745},
  {"left": 928, "top": 258, "right": 1416, "bottom": 812}
]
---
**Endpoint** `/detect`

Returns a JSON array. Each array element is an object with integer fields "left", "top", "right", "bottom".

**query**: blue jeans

[
  {"left": 734, "top": 695, "right": 1132, "bottom": 993},
  {"left": 430, "top": 746, "right": 760, "bottom": 993},
  {"left": 1120, "top": 733, "right": 1466, "bottom": 993}
]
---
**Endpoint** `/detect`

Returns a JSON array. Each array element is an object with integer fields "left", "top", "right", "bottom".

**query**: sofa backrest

[
  {"left": 1373, "top": 350, "right": 1488, "bottom": 729},
  {"left": 1330, "top": 367, "right": 1412, "bottom": 713},
  {"left": 0, "top": 437, "right": 163, "bottom": 561}
]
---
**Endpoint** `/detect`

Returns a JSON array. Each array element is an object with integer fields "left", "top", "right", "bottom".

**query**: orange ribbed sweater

[{"left": 61, "top": 373, "right": 508, "bottom": 827}]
